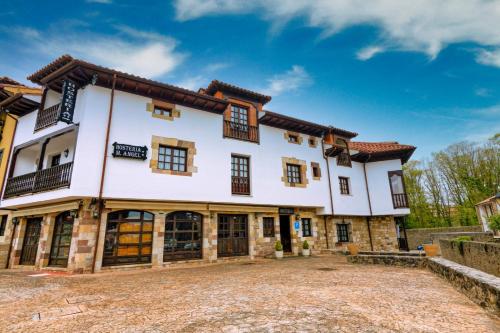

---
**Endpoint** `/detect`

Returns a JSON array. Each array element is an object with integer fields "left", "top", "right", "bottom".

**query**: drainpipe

[
  {"left": 321, "top": 131, "right": 335, "bottom": 249},
  {"left": 91, "top": 74, "right": 117, "bottom": 273},
  {"left": 363, "top": 157, "right": 374, "bottom": 251}
]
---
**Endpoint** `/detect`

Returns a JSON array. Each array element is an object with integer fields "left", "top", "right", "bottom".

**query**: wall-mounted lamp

[
  {"left": 11, "top": 217, "right": 19, "bottom": 225},
  {"left": 64, "top": 148, "right": 69, "bottom": 158},
  {"left": 295, "top": 214, "right": 301, "bottom": 221}
]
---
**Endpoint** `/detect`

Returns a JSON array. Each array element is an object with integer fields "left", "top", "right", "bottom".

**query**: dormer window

[{"left": 335, "top": 138, "right": 352, "bottom": 167}]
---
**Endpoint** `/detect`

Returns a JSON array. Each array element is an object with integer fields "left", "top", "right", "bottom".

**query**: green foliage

[
  {"left": 275, "top": 240, "right": 283, "bottom": 251},
  {"left": 404, "top": 134, "right": 499, "bottom": 229},
  {"left": 452, "top": 236, "right": 472, "bottom": 255},
  {"left": 488, "top": 214, "right": 500, "bottom": 231},
  {"left": 302, "top": 240, "right": 309, "bottom": 250}
]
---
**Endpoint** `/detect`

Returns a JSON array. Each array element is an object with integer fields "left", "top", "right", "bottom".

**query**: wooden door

[
  {"left": 279, "top": 215, "right": 292, "bottom": 252},
  {"left": 20, "top": 218, "right": 42, "bottom": 265},
  {"left": 164, "top": 211, "right": 202, "bottom": 261},
  {"left": 217, "top": 215, "right": 248, "bottom": 257},
  {"left": 49, "top": 213, "right": 74, "bottom": 267}
]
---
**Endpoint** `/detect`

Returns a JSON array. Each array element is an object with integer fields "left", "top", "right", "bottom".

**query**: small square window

[
  {"left": 302, "top": 218, "right": 312, "bottom": 237},
  {"left": 339, "top": 177, "right": 350, "bottom": 195},
  {"left": 312, "top": 166, "right": 320, "bottom": 178},
  {"left": 263, "top": 217, "right": 275, "bottom": 237},
  {"left": 288, "top": 135, "right": 299, "bottom": 143},
  {"left": 153, "top": 106, "right": 172, "bottom": 117},
  {"left": 158, "top": 146, "right": 187, "bottom": 172},
  {"left": 308, "top": 138, "right": 316, "bottom": 147}
]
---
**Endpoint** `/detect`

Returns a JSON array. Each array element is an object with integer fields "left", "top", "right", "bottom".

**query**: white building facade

[{"left": 0, "top": 56, "right": 415, "bottom": 273}]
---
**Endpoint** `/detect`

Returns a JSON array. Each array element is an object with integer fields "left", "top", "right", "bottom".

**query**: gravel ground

[{"left": 0, "top": 255, "right": 498, "bottom": 333}]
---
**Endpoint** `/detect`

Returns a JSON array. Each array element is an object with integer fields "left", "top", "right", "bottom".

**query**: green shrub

[
  {"left": 488, "top": 214, "right": 500, "bottom": 231},
  {"left": 275, "top": 240, "right": 283, "bottom": 251},
  {"left": 452, "top": 236, "right": 472, "bottom": 255},
  {"left": 302, "top": 240, "right": 309, "bottom": 250}
]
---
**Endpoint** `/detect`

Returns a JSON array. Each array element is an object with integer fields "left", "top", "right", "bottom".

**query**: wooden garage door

[{"left": 217, "top": 214, "right": 248, "bottom": 257}]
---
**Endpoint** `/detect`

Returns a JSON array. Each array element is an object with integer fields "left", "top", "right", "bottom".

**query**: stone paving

[{"left": 0, "top": 255, "right": 499, "bottom": 333}]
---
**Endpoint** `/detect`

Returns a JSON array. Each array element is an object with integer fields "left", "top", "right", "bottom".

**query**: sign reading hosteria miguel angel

[
  {"left": 59, "top": 79, "right": 77, "bottom": 124},
  {"left": 112, "top": 143, "right": 148, "bottom": 160}
]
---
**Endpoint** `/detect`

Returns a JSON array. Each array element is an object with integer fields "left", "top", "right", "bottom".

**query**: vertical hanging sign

[{"left": 59, "top": 79, "right": 77, "bottom": 124}]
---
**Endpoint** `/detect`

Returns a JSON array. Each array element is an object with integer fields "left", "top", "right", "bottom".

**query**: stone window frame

[
  {"left": 146, "top": 99, "right": 181, "bottom": 121},
  {"left": 281, "top": 157, "right": 308, "bottom": 188},
  {"left": 301, "top": 218, "right": 312, "bottom": 237},
  {"left": 308, "top": 136, "right": 318, "bottom": 148},
  {"left": 150, "top": 136, "right": 197, "bottom": 176},
  {"left": 284, "top": 131, "right": 303, "bottom": 145},
  {"left": 310, "top": 162, "right": 321, "bottom": 180}
]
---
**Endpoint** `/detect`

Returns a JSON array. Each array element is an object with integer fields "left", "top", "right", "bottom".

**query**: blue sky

[{"left": 1, "top": 1, "right": 499, "bottom": 160}]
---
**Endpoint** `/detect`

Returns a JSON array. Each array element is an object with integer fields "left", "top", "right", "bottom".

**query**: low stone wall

[
  {"left": 406, "top": 225, "right": 482, "bottom": 249},
  {"left": 427, "top": 258, "right": 500, "bottom": 314},
  {"left": 347, "top": 255, "right": 426, "bottom": 268},
  {"left": 439, "top": 239, "right": 500, "bottom": 277}
]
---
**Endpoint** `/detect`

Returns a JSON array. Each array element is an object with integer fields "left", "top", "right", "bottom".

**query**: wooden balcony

[
  {"left": 34, "top": 103, "right": 60, "bottom": 131},
  {"left": 231, "top": 176, "right": 250, "bottom": 195},
  {"left": 4, "top": 162, "right": 73, "bottom": 198},
  {"left": 223, "top": 120, "right": 259, "bottom": 143},
  {"left": 392, "top": 193, "right": 409, "bottom": 209}
]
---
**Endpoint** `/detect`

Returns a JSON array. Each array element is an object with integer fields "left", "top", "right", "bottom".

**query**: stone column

[
  {"left": 11, "top": 217, "right": 27, "bottom": 266},
  {"left": 248, "top": 213, "right": 256, "bottom": 259},
  {"left": 202, "top": 212, "right": 211, "bottom": 261},
  {"left": 208, "top": 212, "right": 218, "bottom": 262},
  {"left": 36, "top": 214, "right": 55, "bottom": 269},
  {"left": 93, "top": 210, "right": 109, "bottom": 273},
  {"left": 290, "top": 215, "right": 300, "bottom": 256},
  {"left": 0, "top": 215, "right": 13, "bottom": 268},
  {"left": 151, "top": 212, "right": 165, "bottom": 267}
]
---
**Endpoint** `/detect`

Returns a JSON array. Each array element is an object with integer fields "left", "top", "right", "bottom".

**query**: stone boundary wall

[
  {"left": 427, "top": 257, "right": 500, "bottom": 315},
  {"left": 439, "top": 239, "right": 500, "bottom": 277},
  {"left": 347, "top": 255, "right": 426, "bottom": 268},
  {"left": 406, "top": 225, "right": 482, "bottom": 249}
]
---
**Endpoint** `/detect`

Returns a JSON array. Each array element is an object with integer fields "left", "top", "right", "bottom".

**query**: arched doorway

[
  {"left": 49, "top": 212, "right": 74, "bottom": 267},
  {"left": 103, "top": 210, "right": 154, "bottom": 266},
  {"left": 164, "top": 211, "right": 202, "bottom": 261}
]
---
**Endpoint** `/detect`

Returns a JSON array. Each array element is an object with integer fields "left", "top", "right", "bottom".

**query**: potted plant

[
  {"left": 346, "top": 243, "right": 359, "bottom": 255},
  {"left": 275, "top": 240, "right": 284, "bottom": 259},
  {"left": 423, "top": 243, "right": 439, "bottom": 257},
  {"left": 302, "top": 240, "right": 310, "bottom": 257}
]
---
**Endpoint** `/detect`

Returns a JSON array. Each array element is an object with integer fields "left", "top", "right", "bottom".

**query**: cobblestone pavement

[{"left": 0, "top": 255, "right": 499, "bottom": 333}]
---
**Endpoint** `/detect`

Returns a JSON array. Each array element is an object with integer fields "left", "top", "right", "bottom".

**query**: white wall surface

[{"left": 365, "top": 159, "right": 410, "bottom": 215}]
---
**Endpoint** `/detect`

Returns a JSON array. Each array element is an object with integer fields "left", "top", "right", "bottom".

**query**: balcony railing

[
  {"left": 35, "top": 103, "right": 61, "bottom": 131},
  {"left": 223, "top": 120, "right": 259, "bottom": 143},
  {"left": 232, "top": 176, "right": 250, "bottom": 195},
  {"left": 392, "top": 193, "right": 409, "bottom": 209},
  {"left": 4, "top": 162, "right": 73, "bottom": 198}
]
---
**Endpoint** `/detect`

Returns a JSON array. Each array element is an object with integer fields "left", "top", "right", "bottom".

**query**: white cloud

[
  {"left": 174, "top": 0, "right": 500, "bottom": 65},
  {"left": 175, "top": 75, "right": 207, "bottom": 91},
  {"left": 86, "top": 0, "right": 112, "bottom": 4},
  {"left": 7, "top": 25, "right": 185, "bottom": 79},
  {"left": 264, "top": 65, "right": 312, "bottom": 95},
  {"left": 475, "top": 48, "right": 500, "bottom": 68},
  {"left": 474, "top": 87, "right": 491, "bottom": 98},
  {"left": 356, "top": 46, "right": 384, "bottom": 61},
  {"left": 204, "top": 62, "right": 230, "bottom": 73}
]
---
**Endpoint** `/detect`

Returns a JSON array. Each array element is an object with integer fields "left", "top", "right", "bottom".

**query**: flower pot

[
  {"left": 275, "top": 250, "right": 284, "bottom": 259},
  {"left": 302, "top": 248, "right": 310, "bottom": 257},
  {"left": 346, "top": 243, "right": 359, "bottom": 256},
  {"left": 423, "top": 244, "right": 439, "bottom": 257}
]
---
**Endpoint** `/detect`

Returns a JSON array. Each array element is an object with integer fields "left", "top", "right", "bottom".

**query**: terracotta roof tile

[
  {"left": 349, "top": 141, "right": 416, "bottom": 154},
  {"left": 205, "top": 80, "right": 272, "bottom": 104}
]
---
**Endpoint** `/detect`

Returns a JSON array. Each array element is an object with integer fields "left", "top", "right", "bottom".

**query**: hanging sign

[
  {"left": 59, "top": 79, "right": 77, "bottom": 124},
  {"left": 112, "top": 143, "right": 148, "bottom": 160}
]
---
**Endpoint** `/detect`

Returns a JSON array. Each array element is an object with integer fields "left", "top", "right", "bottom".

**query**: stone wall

[
  {"left": 439, "top": 239, "right": 500, "bottom": 277},
  {"left": 406, "top": 225, "right": 482, "bottom": 249},
  {"left": 427, "top": 257, "right": 500, "bottom": 314}
]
